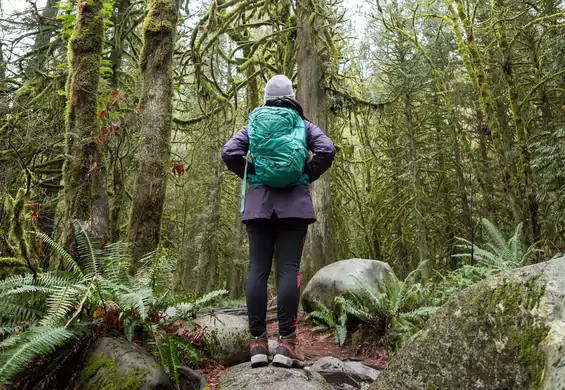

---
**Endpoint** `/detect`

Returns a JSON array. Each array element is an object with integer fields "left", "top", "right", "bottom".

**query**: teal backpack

[{"left": 240, "top": 106, "right": 309, "bottom": 212}]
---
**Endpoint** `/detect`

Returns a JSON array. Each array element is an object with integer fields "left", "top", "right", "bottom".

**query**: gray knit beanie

[{"left": 264, "top": 75, "right": 295, "bottom": 103}]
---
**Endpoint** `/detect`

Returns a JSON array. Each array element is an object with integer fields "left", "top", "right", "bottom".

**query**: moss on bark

[
  {"left": 62, "top": 0, "right": 109, "bottom": 253},
  {"left": 128, "top": 0, "right": 178, "bottom": 269}
]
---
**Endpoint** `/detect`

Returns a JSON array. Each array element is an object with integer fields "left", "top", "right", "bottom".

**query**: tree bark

[
  {"left": 129, "top": 0, "right": 178, "bottom": 268},
  {"left": 108, "top": 0, "right": 131, "bottom": 242},
  {"left": 26, "top": 0, "right": 59, "bottom": 78},
  {"left": 195, "top": 156, "right": 223, "bottom": 293},
  {"left": 297, "top": 0, "right": 334, "bottom": 284},
  {"left": 405, "top": 93, "right": 429, "bottom": 276},
  {"left": 61, "top": 0, "right": 109, "bottom": 253}
]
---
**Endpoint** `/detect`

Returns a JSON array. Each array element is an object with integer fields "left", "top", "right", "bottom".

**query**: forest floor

[{"left": 195, "top": 310, "right": 388, "bottom": 389}]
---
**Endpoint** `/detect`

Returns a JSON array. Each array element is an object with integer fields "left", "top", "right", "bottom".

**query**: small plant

[{"left": 306, "top": 300, "right": 348, "bottom": 345}]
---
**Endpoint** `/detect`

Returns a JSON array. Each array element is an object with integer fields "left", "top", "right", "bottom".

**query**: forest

[{"left": 0, "top": 0, "right": 564, "bottom": 388}]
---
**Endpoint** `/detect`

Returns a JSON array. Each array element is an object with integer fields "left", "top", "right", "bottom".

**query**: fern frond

[
  {"left": 33, "top": 232, "right": 82, "bottom": 277},
  {"left": 0, "top": 300, "right": 44, "bottom": 323},
  {"left": 172, "top": 290, "right": 229, "bottom": 320},
  {"left": 117, "top": 286, "right": 155, "bottom": 320},
  {"left": 0, "top": 324, "right": 79, "bottom": 385},
  {"left": 101, "top": 242, "right": 132, "bottom": 284},
  {"left": 46, "top": 285, "right": 81, "bottom": 320},
  {"left": 335, "top": 309, "right": 348, "bottom": 346},
  {"left": 73, "top": 220, "right": 101, "bottom": 278}
]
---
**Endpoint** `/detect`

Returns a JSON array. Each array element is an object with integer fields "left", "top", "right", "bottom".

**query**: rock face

[
  {"left": 195, "top": 314, "right": 250, "bottom": 366},
  {"left": 78, "top": 337, "right": 173, "bottom": 390},
  {"left": 219, "top": 363, "right": 332, "bottom": 390},
  {"left": 302, "top": 259, "right": 394, "bottom": 313},
  {"left": 370, "top": 258, "right": 565, "bottom": 390},
  {"left": 307, "top": 357, "right": 376, "bottom": 390}
]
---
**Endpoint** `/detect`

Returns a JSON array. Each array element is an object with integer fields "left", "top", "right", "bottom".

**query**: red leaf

[
  {"left": 172, "top": 163, "right": 185, "bottom": 176},
  {"left": 108, "top": 89, "right": 120, "bottom": 101},
  {"left": 98, "top": 107, "right": 109, "bottom": 120}
]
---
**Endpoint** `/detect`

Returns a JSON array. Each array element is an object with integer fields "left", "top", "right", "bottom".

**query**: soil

[{"left": 196, "top": 311, "right": 388, "bottom": 389}]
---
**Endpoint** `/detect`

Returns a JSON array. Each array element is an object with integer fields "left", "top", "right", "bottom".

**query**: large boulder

[
  {"left": 302, "top": 259, "right": 394, "bottom": 313},
  {"left": 195, "top": 314, "right": 250, "bottom": 366},
  {"left": 219, "top": 362, "right": 332, "bottom": 390},
  {"left": 78, "top": 337, "right": 173, "bottom": 390},
  {"left": 370, "top": 257, "right": 565, "bottom": 390}
]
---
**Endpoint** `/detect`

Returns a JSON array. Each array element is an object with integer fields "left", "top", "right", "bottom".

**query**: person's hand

[{"left": 307, "top": 150, "right": 314, "bottom": 163}]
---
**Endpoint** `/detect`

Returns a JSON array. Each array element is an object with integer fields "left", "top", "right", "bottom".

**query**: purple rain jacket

[{"left": 221, "top": 120, "right": 336, "bottom": 223}]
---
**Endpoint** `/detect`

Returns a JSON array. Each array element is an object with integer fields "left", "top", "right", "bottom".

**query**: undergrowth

[
  {"left": 0, "top": 220, "right": 227, "bottom": 387},
  {"left": 306, "top": 218, "right": 536, "bottom": 354}
]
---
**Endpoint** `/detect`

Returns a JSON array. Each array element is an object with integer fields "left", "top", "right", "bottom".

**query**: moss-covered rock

[
  {"left": 78, "top": 337, "right": 173, "bottom": 390},
  {"left": 369, "top": 258, "right": 565, "bottom": 390},
  {"left": 195, "top": 314, "right": 250, "bottom": 366},
  {"left": 219, "top": 363, "right": 332, "bottom": 390}
]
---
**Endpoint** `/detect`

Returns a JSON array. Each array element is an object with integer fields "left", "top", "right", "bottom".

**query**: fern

[
  {"left": 117, "top": 286, "right": 155, "bottom": 320},
  {"left": 0, "top": 324, "right": 82, "bottom": 385},
  {"left": 171, "top": 289, "right": 229, "bottom": 321},
  {"left": 335, "top": 309, "right": 348, "bottom": 346},
  {"left": 453, "top": 218, "right": 533, "bottom": 271},
  {"left": 306, "top": 300, "right": 337, "bottom": 330},
  {"left": 0, "top": 222, "right": 215, "bottom": 384},
  {"left": 149, "top": 326, "right": 201, "bottom": 385}
]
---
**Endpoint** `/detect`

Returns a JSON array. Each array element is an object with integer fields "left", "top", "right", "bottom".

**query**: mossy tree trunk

[
  {"left": 226, "top": 38, "right": 258, "bottom": 297},
  {"left": 128, "top": 0, "right": 178, "bottom": 268},
  {"left": 445, "top": 0, "right": 522, "bottom": 225},
  {"left": 108, "top": 0, "right": 131, "bottom": 242},
  {"left": 405, "top": 93, "right": 429, "bottom": 276},
  {"left": 297, "top": 0, "right": 334, "bottom": 283},
  {"left": 61, "top": 0, "right": 110, "bottom": 253},
  {"left": 195, "top": 154, "right": 223, "bottom": 293}
]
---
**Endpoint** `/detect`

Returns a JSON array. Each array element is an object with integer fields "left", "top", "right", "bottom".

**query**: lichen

[{"left": 471, "top": 275, "right": 549, "bottom": 389}]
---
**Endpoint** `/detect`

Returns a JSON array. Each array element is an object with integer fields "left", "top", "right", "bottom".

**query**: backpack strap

[{"left": 239, "top": 151, "right": 250, "bottom": 213}]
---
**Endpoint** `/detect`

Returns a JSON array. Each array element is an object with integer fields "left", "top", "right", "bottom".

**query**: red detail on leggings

[
  {"left": 297, "top": 274, "right": 301, "bottom": 288},
  {"left": 292, "top": 315, "right": 297, "bottom": 328}
]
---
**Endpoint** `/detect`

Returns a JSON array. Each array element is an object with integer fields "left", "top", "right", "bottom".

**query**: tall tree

[
  {"left": 297, "top": 0, "right": 334, "bottom": 282},
  {"left": 61, "top": 0, "right": 109, "bottom": 252},
  {"left": 129, "top": 0, "right": 178, "bottom": 268}
]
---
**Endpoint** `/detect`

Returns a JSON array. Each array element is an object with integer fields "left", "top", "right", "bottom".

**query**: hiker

[{"left": 221, "top": 75, "right": 336, "bottom": 369}]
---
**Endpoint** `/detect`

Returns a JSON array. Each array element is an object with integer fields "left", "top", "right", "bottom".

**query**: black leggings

[{"left": 245, "top": 217, "right": 308, "bottom": 337}]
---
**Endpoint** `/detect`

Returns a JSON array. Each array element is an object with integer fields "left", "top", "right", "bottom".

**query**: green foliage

[
  {"left": 0, "top": 221, "right": 223, "bottom": 386},
  {"left": 340, "top": 270, "right": 439, "bottom": 352},
  {"left": 454, "top": 219, "right": 534, "bottom": 271},
  {"left": 150, "top": 326, "right": 203, "bottom": 384},
  {"left": 425, "top": 219, "right": 535, "bottom": 307},
  {"left": 305, "top": 300, "right": 349, "bottom": 345}
]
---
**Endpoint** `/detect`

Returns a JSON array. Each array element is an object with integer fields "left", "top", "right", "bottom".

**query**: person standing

[{"left": 221, "top": 75, "right": 336, "bottom": 368}]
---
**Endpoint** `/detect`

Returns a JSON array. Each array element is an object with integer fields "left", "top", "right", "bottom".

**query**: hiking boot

[
  {"left": 249, "top": 331, "right": 269, "bottom": 368},
  {"left": 272, "top": 332, "right": 306, "bottom": 368}
]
